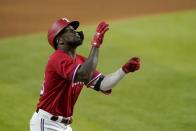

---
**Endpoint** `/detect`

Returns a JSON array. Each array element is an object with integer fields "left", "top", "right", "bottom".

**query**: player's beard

[{"left": 66, "top": 31, "right": 84, "bottom": 47}]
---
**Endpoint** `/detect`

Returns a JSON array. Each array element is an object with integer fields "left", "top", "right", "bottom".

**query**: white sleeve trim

[
  {"left": 72, "top": 64, "right": 81, "bottom": 87},
  {"left": 86, "top": 73, "right": 102, "bottom": 87}
]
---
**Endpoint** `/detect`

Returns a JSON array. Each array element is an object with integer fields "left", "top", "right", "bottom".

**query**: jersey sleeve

[
  {"left": 51, "top": 54, "right": 80, "bottom": 80},
  {"left": 85, "top": 70, "right": 102, "bottom": 88}
]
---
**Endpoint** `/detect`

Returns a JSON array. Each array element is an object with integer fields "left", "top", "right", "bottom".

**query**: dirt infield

[{"left": 0, "top": 0, "right": 196, "bottom": 38}]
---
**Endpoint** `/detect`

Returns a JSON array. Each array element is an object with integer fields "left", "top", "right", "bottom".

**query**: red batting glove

[
  {"left": 122, "top": 57, "right": 140, "bottom": 73},
  {"left": 92, "top": 21, "right": 109, "bottom": 48}
]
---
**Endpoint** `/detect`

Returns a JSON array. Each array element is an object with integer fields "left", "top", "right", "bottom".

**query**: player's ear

[
  {"left": 56, "top": 37, "right": 64, "bottom": 45},
  {"left": 54, "top": 37, "right": 64, "bottom": 49}
]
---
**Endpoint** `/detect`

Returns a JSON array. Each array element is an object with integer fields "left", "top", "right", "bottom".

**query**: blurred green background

[{"left": 0, "top": 10, "right": 196, "bottom": 131}]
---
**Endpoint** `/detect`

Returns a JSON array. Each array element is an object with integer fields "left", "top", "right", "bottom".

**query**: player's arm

[
  {"left": 94, "top": 57, "right": 140, "bottom": 92},
  {"left": 75, "top": 22, "right": 109, "bottom": 83}
]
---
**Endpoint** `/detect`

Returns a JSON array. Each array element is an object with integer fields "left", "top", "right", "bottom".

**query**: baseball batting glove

[
  {"left": 92, "top": 21, "right": 109, "bottom": 48},
  {"left": 122, "top": 57, "right": 140, "bottom": 73}
]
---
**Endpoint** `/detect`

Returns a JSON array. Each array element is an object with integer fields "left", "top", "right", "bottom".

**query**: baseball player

[{"left": 30, "top": 18, "right": 140, "bottom": 131}]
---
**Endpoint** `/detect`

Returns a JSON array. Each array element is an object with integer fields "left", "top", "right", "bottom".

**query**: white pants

[{"left": 30, "top": 111, "right": 72, "bottom": 131}]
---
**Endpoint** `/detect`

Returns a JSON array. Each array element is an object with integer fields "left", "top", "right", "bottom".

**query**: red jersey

[{"left": 36, "top": 49, "right": 101, "bottom": 117}]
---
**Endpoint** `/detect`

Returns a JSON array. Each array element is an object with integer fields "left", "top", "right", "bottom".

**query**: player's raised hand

[
  {"left": 122, "top": 57, "right": 140, "bottom": 73},
  {"left": 92, "top": 21, "right": 109, "bottom": 48}
]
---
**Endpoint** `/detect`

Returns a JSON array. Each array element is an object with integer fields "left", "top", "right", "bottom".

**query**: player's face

[{"left": 60, "top": 25, "right": 84, "bottom": 47}]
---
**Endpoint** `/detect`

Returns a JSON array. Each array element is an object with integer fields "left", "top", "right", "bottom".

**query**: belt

[
  {"left": 36, "top": 109, "right": 73, "bottom": 125},
  {"left": 50, "top": 115, "right": 73, "bottom": 125}
]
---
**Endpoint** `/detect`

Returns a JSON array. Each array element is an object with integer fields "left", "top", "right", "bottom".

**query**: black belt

[
  {"left": 51, "top": 116, "right": 73, "bottom": 125},
  {"left": 36, "top": 109, "right": 73, "bottom": 125}
]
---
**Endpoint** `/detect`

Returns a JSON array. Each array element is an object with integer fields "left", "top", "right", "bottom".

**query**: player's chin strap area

[
  {"left": 36, "top": 109, "right": 73, "bottom": 125},
  {"left": 100, "top": 68, "right": 126, "bottom": 91}
]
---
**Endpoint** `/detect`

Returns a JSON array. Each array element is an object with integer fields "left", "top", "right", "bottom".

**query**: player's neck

[
  {"left": 67, "top": 49, "right": 76, "bottom": 60},
  {"left": 60, "top": 47, "right": 76, "bottom": 60},
  {"left": 58, "top": 43, "right": 78, "bottom": 60}
]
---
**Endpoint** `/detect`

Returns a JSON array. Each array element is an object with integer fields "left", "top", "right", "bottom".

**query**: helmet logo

[{"left": 62, "top": 18, "right": 70, "bottom": 22}]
